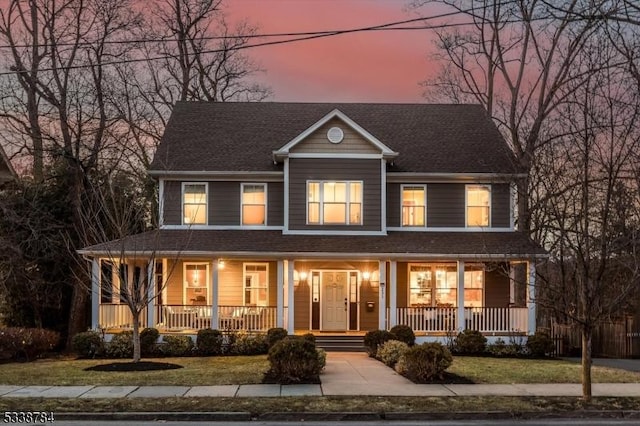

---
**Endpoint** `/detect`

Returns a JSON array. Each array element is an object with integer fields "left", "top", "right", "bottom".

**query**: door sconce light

[
  {"left": 362, "top": 271, "right": 371, "bottom": 281},
  {"left": 299, "top": 271, "right": 308, "bottom": 281},
  {"left": 218, "top": 259, "right": 225, "bottom": 270}
]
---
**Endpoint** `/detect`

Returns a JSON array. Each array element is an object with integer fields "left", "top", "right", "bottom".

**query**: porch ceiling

[{"left": 79, "top": 230, "right": 546, "bottom": 260}]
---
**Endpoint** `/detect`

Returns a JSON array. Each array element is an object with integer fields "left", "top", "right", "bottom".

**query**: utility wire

[{"left": 0, "top": 0, "right": 535, "bottom": 76}]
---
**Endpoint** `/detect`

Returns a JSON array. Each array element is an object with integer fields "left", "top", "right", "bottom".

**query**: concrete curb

[{"left": 54, "top": 410, "right": 640, "bottom": 422}]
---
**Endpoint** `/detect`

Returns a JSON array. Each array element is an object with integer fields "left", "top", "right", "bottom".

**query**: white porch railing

[
  {"left": 99, "top": 304, "right": 147, "bottom": 329},
  {"left": 218, "top": 306, "right": 277, "bottom": 331},
  {"left": 396, "top": 307, "right": 458, "bottom": 333},
  {"left": 395, "top": 307, "right": 528, "bottom": 333},
  {"left": 464, "top": 307, "right": 528, "bottom": 333}
]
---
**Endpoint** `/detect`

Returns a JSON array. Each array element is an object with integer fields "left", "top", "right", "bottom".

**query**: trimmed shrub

[
  {"left": 266, "top": 327, "right": 288, "bottom": 348},
  {"left": 454, "top": 329, "right": 487, "bottom": 355},
  {"left": 526, "top": 331, "right": 554, "bottom": 358},
  {"left": 0, "top": 327, "right": 60, "bottom": 361},
  {"left": 264, "top": 337, "right": 323, "bottom": 384},
  {"left": 72, "top": 331, "right": 105, "bottom": 359},
  {"left": 316, "top": 348, "right": 327, "bottom": 372},
  {"left": 395, "top": 342, "right": 453, "bottom": 383},
  {"left": 363, "top": 329, "right": 394, "bottom": 357},
  {"left": 302, "top": 333, "right": 316, "bottom": 344},
  {"left": 486, "top": 338, "right": 519, "bottom": 358},
  {"left": 106, "top": 332, "right": 133, "bottom": 358},
  {"left": 159, "top": 335, "right": 194, "bottom": 357},
  {"left": 377, "top": 339, "right": 409, "bottom": 367},
  {"left": 196, "top": 329, "right": 224, "bottom": 356},
  {"left": 140, "top": 328, "right": 159, "bottom": 357},
  {"left": 390, "top": 325, "right": 416, "bottom": 346},
  {"left": 230, "top": 331, "right": 268, "bottom": 355}
]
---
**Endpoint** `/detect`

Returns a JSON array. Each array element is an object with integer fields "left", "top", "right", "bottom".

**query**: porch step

[{"left": 314, "top": 335, "right": 366, "bottom": 352}]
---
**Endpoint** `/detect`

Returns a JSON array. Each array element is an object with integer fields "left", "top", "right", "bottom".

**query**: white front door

[{"left": 322, "top": 271, "right": 348, "bottom": 330}]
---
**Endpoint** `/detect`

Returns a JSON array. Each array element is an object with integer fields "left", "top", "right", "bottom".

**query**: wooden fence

[{"left": 550, "top": 317, "right": 640, "bottom": 358}]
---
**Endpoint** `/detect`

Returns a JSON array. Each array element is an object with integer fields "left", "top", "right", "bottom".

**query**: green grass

[
  {"left": 0, "top": 356, "right": 269, "bottom": 386},
  {"left": 448, "top": 356, "right": 640, "bottom": 384}
]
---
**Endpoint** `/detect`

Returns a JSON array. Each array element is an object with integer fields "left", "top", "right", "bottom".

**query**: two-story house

[{"left": 80, "top": 102, "right": 546, "bottom": 341}]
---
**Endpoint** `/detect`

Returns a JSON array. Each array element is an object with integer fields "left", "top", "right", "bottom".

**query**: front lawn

[
  {"left": 0, "top": 356, "right": 269, "bottom": 386},
  {"left": 448, "top": 356, "right": 640, "bottom": 384}
]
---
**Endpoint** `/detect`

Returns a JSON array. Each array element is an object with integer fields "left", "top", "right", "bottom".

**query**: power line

[{"left": 0, "top": 0, "right": 533, "bottom": 76}]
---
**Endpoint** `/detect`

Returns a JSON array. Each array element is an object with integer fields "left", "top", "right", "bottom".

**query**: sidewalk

[{"left": 2, "top": 352, "right": 640, "bottom": 398}]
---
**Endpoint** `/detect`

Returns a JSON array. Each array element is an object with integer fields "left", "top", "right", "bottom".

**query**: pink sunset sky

[{"left": 225, "top": 0, "right": 448, "bottom": 103}]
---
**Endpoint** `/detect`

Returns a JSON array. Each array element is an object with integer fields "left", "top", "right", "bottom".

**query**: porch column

[
  {"left": 287, "top": 260, "right": 295, "bottom": 334},
  {"left": 527, "top": 261, "right": 536, "bottom": 335},
  {"left": 378, "top": 260, "right": 387, "bottom": 330},
  {"left": 389, "top": 261, "right": 397, "bottom": 328},
  {"left": 276, "top": 260, "right": 284, "bottom": 328},
  {"left": 211, "top": 258, "right": 219, "bottom": 329},
  {"left": 509, "top": 263, "right": 516, "bottom": 305},
  {"left": 146, "top": 259, "right": 156, "bottom": 328},
  {"left": 91, "top": 258, "right": 100, "bottom": 329},
  {"left": 457, "top": 260, "right": 465, "bottom": 332}
]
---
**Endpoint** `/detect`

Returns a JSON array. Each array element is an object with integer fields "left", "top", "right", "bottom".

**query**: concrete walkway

[{"left": 2, "top": 352, "right": 640, "bottom": 398}]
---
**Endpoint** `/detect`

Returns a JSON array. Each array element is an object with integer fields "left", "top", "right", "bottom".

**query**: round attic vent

[{"left": 327, "top": 126, "right": 344, "bottom": 144}]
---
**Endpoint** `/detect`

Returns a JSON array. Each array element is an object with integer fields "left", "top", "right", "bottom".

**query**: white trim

[
  {"left": 161, "top": 225, "right": 284, "bottom": 231},
  {"left": 241, "top": 183, "right": 268, "bottom": 227},
  {"left": 273, "top": 109, "right": 398, "bottom": 160},
  {"left": 287, "top": 260, "right": 295, "bottom": 334},
  {"left": 527, "top": 261, "right": 536, "bottom": 335},
  {"left": 305, "top": 180, "right": 364, "bottom": 226},
  {"left": 381, "top": 160, "right": 387, "bottom": 233},
  {"left": 242, "top": 262, "right": 269, "bottom": 306},
  {"left": 386, "top": 226, "right": 513, "bottom": 232},
  {"left": 284, "top": 158, "right": 290, "bottom": 233},
  {"left": 283, "top": 230, "right": 386, "bottom": 236},
  {"left": 91, "top": 258, "right": 100, "bottom": 329},
  {"left": 378, "top": 261, "right": 387, "bottom": 330},
  {"left": 457, "top": 260, "right": 465, "bottom": 331},
  {"left": 158, "top": 179, "right": 165, "bottom": 227},
  {"left": 276, "top": 260, "right": 284, "bottom": 328},
  {"left": 181, "top": 182, "right": 209, "bottom": 226},
  {"left": 146, "top": 260, "right": 155, "bottom": 327},
  {"left": 510, "top": 181, "right": 517, "bottom": 230},
  {"left": 182, "top": 261, "right": 210, "bottom": 305},
  {"left": 389, "top": 261, "right": 397, "bottom": 328},
  {"left": 465, "top": 184, "right": 492, "bottom": 228},
  {"left": 211, "top": 259, "right": 219, "bottom": 329},
  {"left": 288, "top": 153, "right": 383, "bottom": 159},
  {"left": 386, "top": 172, "right": 523, "bottom": 182},
  {"left": 162, "top": 258, "right": 168, "bottom": 308},
  {"left": 149, "top": 170, "right": 284, "bottom": 180},
  {"left": 400, "top": 184, "right": 427, "bottom": 228}
]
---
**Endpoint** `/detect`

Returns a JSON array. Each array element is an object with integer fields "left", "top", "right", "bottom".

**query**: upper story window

[
  {"left": 242, "top": 183, "right": 266, "bottom": 226},
  {"left": 183, "top": 183, "right": 207, "bottom": 225},
  {"left": 307, "top": 181, "right": 362, "bottom": 225},
  {"left": 466, "top": 185, "right": 491, "bottom": 227},
  {"left": 402, "top": 185, "right": 426, "bottom": 227}
]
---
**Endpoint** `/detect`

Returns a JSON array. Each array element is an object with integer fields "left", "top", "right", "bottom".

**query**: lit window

[
  {"left": 307, "top": 181, "right": 362, "bottom": 225},
  {"left": 408, "top": 263, "right": 457, "bottom": 307},
  {"left": 244, "top": 263, "right": 268, "bottom": 306},
  {"left": 183, "top": 183, "right": 207, "bottom": 225},
  {"left": 242, "top": 184, "right": 266, "bottom": 225},
  {"left": 467, "top": 185, "right": 490, "bottom": 227},
  {"left": 184, "top": 263, "right": 209, "bottom": 305},
  {"left": 402, "top": 185, "right": 426, "bottom": 226},
  {"left": 464, "top": 266, "right": 484, "bottom": 308}
]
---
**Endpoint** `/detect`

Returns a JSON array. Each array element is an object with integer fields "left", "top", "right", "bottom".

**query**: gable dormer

[{"left": 273, "top": 109, "right": 397, "bottom": 236}]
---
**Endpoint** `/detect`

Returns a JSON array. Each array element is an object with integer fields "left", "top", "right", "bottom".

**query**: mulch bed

[{"left": 84, "top": 361, "right": 183, "bottom": 372}]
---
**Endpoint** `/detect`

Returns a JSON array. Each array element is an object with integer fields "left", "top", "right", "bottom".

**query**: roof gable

[{"left": 273, "top": 109, "right": 398, "bottom": 161}]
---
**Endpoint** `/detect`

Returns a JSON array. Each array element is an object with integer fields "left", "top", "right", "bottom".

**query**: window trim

[
  {"left": 306, "top": 180, "right": 363, "bottom": 225},
  {"left": 400, "top": 184, "right": 427, "bottom": 227},
  {"left": 183, "top": 262, "right": 210, "bottom": 305},
  {"left": 463, "top": 264, "right": 485, "bottom": 308},
  {"left": 241, "top": 183, "right": 268, "bottom": 227},
  {"left": 182, "top": 182, "right": 208, "bottom": 226},
  {"left": 243, "top": 262, "right": 269, "bottom": 306},
  {"left": 465, "top": 184, "right": 491, "bottom": 228}
]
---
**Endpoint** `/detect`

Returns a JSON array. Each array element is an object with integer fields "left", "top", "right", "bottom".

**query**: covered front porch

[{"left": 92, "top": 257, "right": 537, "bottom": 337}]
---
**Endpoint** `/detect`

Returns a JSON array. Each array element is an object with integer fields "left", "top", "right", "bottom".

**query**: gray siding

[
  {"left": 386, "top": 183, "right": 400, "bottom": 227},
  {"left": 491, "top": 183, "right": 511, "bottom": 228},
  {"left": 211, "top": 182, "right": 239, "bottom": 225},
  {"left": 268, "top": 182, "right": 284, "bottom": 226},
  {"left": 163, "top": 181, "right": 182, "bottom": 225},
  {"left": 427, "top": 183, "right": 465, "bottom": 227},
  {"left": 288, "top": 158, "right": 382, "bottom": 231}
]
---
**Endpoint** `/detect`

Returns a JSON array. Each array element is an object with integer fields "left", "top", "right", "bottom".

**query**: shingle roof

[
  {"left": 79, "top": 230, "right": 546, "bottom": 259},
  {"left": 150, "top": 102, "right": 517, "bottom": 174}
]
